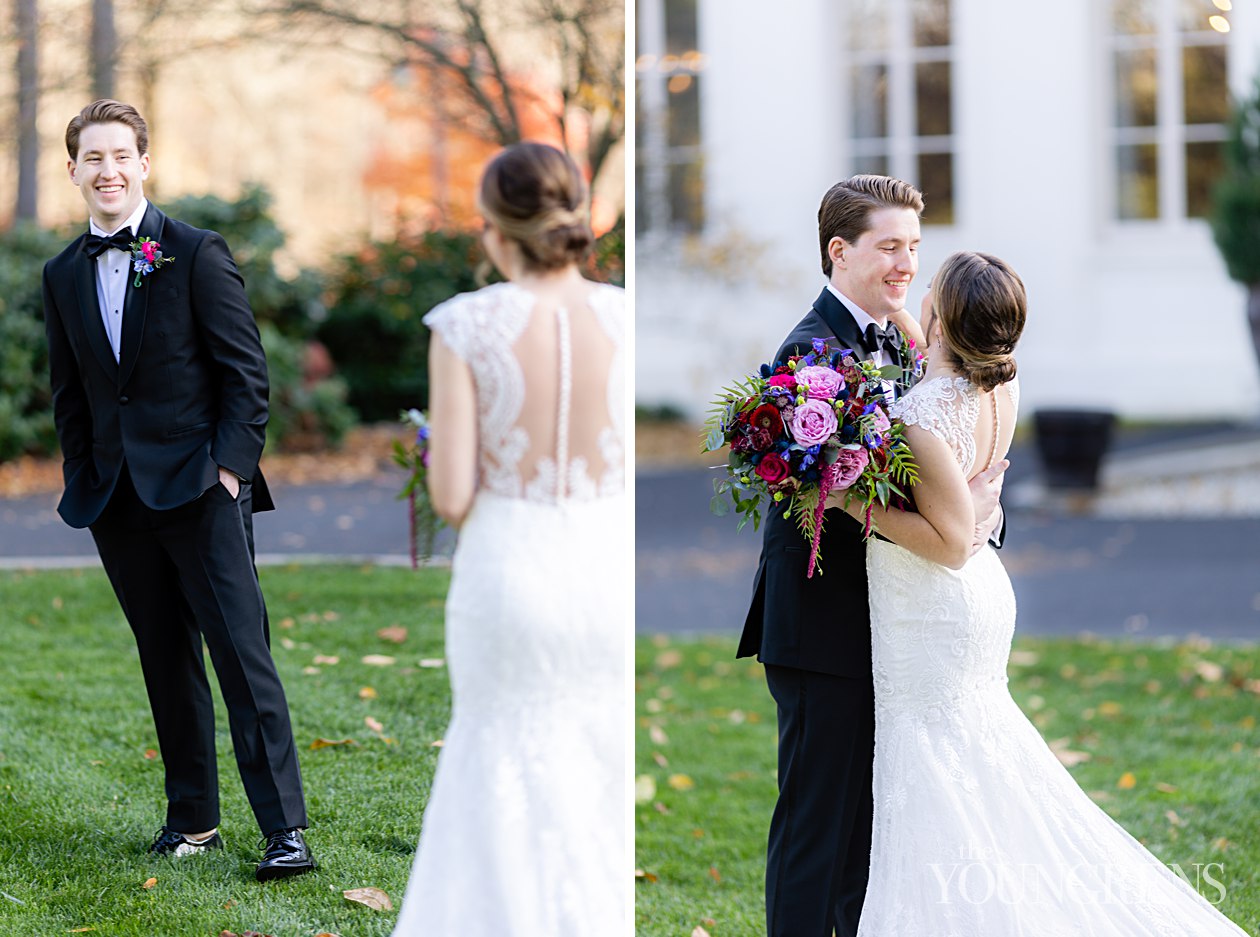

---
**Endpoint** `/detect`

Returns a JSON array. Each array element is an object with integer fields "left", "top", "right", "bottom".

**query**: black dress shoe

[
  {"left": 148, "top": 826, "right": 224, "bottom": 858},
  {"left": 255, "top": 827, "right": 315, "bottom": 882}
]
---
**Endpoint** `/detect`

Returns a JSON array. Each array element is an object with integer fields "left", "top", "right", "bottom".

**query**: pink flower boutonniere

[{"left": 128, "top": 237, "right": 175, "bottom": 288}]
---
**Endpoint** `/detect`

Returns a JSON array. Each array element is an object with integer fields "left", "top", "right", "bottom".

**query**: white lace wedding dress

[
  {"left": 391, "top": 281, "right": 626, "bottom": 937},
  {"left": 858, "top": 375, "right": 1248, "bottom": 936}
]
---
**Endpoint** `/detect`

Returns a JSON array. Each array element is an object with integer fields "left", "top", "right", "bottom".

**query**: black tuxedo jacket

[
  {"left": 737, "top": 287, "right": 879, "bottom": 679},
  {"left": 43, "top": 202, "right": 274, "bottom": 529}
]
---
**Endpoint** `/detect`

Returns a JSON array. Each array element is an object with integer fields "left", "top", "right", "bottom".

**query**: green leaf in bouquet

[
  {"left": 710, "top": 494, "right": 731, "bottom": 517},
  {"left": 877, "top": 364, "right": 904, "bottom": 381},
  {"left": 705, "top": 426, "right": 725, "bottom": 452}
]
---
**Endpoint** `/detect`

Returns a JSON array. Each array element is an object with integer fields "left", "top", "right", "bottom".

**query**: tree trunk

[
  {"left": 92, "top": 0, "right": 117, "bottom": 99},
  {"left": 15, "top": 0, "right": 38, "bottom": 222}
]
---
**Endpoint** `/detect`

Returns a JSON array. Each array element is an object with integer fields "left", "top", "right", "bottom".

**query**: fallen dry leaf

[
  {"left": 278, "top": 617, "right": 295, "bottom": 629},
  {"left": 143, "top": 749, "right": 158, "bottom": 760},
  {"left": 431, "top": 739, "right": 444, "bottom": 748},
  {"left": 313, "top": 655, "right": 340, "bottom": 666},
  {"left": 313, "top": 933, "right": 343, "bottom": 937},
  {"left": 1097, "top": 701, "right": 1123, "bottom": 717},
  {"left": 1117, "top": 771, "right": 1137, "bottom": 790},
  {"left": 302, "top": 666, "right": 321, "bottom": 675},
  {"left": 310, "top": 738, "right": 358, "bottom": 750},
  {"left": 656, "top": 649, "right": 683, "bottom": 669},
  {"left": 635, "top": 775, "right": 657, "bottom": 803},
  {"left": 69, "top": 928, "right": 95, "bottom": 933},
  {"left": 343, "top": 886, "right": 393, "bottom": 911},
  {"left": 708, "top": 865, "right": 721, "bottom": 882},
  {"left": 358, "top": 687, "right": 378, "bottom": 700},
  {"left": 376, "top": 626, "right": 407, "bottom": 643},
  {"left": 652, "top": 751, "right": 668, "bottom": 768},
  {"left": 52, "top": 596, "right": 63, "bottom": 610},
  {"left": 692, "top": 927, "right": 712, "bottom": 937},
  {"left": 635, "top": 868, "right": 658, "bottom": 883},
  {"left": 1048, "top": 738, "right": 1091, "bottom": 768},
  {"left": 223, "top": 901, "right": 235, "bottom": 910},
  {"left": 365, "top": 717, "right": 384, "bottom": 733},
  {"left": 141, "top": 877, "right": 157, "bottom": 889},
  {"left": 1165, "top": 810, "right": 1185, "bottom": 827},
  {"left": 1155, "top": 782, "right": 1179, "bottom": 793},
  {"left": 649, "top": 725, "right": 669, "bottom": 746},
  {"left": 1194, "top": 660, "right": 1225, "bottom": 683},
  {"left": 668, "top": 774, "right": 695, "bottom": 791},
  {"left": 361, "top": 655, "right": 396, "bottom": 667},
  {"left": 322, "top": 610, "right": 340, "bottom": 622},
  {"left": 280, "top": 638, "right": 296, "bottom": 651},
  {"left": 418, "top": 658, "right": 445, "bottom": 668}
]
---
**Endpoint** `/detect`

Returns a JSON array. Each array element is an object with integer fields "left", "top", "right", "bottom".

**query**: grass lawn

[
  {"left": 636, "top": 634, "right": 1260, "bottom": 937},
  {"left": 0, "top": 564, "right": 451, "bottom": 937}
]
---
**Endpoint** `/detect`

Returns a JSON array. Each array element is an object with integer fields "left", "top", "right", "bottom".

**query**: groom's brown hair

[
  {"left": 818, "top": 175, "right": 924, "bottom": 277},
  {"left": 65, "top": 99, "right": 149, "bottom": 161}
]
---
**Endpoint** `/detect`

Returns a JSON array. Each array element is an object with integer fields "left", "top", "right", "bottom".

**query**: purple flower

[
  {"left": 795, "top": 365, "right": 845, "bottom": 400},
  {"left": 789, "top": 399, "right": 839, "bottom": 446},
  {"left": 830, "top": 447, "right": 870, "bottom": 489}
]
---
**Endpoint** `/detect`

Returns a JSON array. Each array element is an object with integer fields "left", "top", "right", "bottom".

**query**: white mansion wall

[{"left": 636, "top": 0, "right": 1260, "bottom": 422}]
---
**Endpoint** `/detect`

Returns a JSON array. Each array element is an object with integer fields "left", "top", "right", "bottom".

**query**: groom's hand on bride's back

[{"left": 968, "top": 459, "right": 1008, "bottom": 554}]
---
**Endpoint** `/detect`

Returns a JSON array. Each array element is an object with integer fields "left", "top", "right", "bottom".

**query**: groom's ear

[{"left": 828, "top": 236, "right": 848, "bottom": 270}]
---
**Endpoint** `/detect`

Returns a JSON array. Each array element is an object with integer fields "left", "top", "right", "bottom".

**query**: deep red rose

[
  {"left": 748, "top": 426, "right": 775, "bottom": 451},
  {"left": 755, "top": 452, "right": 791, "bottom": 485},
  {"left": 750, "top": 403, "right": 784, "bottom": 437}
]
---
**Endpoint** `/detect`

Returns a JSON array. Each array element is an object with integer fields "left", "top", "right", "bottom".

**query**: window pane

[
  {"left": 916, "top": 61, "right": 952, "bottom": 137},
  {"left": 1116, "top": 143, "right": 1160, "bottom": 219},
  {"left": 854, "top": 153, "right": 889, "bottom": 176},
  {"left": 666, "top": 75, "right": 701, "bottom": 148},
  {"left": 1113, "top": 0, "right": 1156, "bottom": 35},
  {"left": 1185, "top": 140, "right": 1223, "bottom": 217},
  {"left": 913, "top": 0, "right": 950, "bottom": 47},
  {"left": 1183, "top": 44, "right": 1229, "bottom": 125},
  {"left": 852, "top": 64, "right": 889, "bottom": 138},
  {"left": 635, "top": 158, "right": 651, "bottom": 234},
  {"left": 848, "top": 0, "right": 889, "bottom": 51},
  {"left": 664, "top": 0, "right": 698, "bottom": 56},
  {"left": 918, "top": 151, "right": 954, "bottom": 225},
  {"left": 668, "top": 161, "right": 705, "bottom": 233},
  {"left": 1114, "top": 48, "right": 1158, "bottom": 127},
  {"left": 1179, "top": 0, "right": 1227, "bottom": 33}
]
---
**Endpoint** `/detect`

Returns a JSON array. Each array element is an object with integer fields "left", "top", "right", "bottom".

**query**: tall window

[
  {"left": 848, "top": 0, "right": 955, "bottom": 224},
  {"left": 636, "top": 0, "right": 705, "bottom": 236},
  {"left": 1110, "top": 0, "right": 1230, "bottom": 220}
]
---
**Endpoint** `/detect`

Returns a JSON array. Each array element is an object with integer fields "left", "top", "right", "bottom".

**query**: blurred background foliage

[{"left": 0, "top": 186, "right": 625, "bottom": 459}]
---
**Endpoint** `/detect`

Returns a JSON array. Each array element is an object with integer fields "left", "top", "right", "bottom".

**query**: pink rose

[
  {"left": 829, "top": 446, "right": 870, "bottom": 489},
  {"left": 789, "top": 399, "right": 838, "bottom": 446},
  {"left": 795, "top": 365, "right": 844, "bottom": 400},
  {"left": 869, "top": 405, "right": 891, "bottom": 435},
  {"left": 141, "top": 241, "right": 157, "bottom": 261},
  {"left": 754, "top": 452, "right": 791, "bottom": 485},
  {"left": 766, "top": 373, "right": 798, "bottom": 390}
]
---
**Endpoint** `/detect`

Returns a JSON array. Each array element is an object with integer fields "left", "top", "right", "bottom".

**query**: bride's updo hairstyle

[
  {"left": 478, "top": 142, "right": 594, "bottom": 271},
  {"left": 931, "top": 251, "right": 1026, "bottom": 392}
]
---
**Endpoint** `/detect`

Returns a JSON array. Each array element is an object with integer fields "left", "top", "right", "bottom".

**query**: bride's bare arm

[
  {"left": 829, "top": 425, "right": 976, "bottom": 569},
  {"left": 426, "top": 334, "right": 478, "bottom": 528}
]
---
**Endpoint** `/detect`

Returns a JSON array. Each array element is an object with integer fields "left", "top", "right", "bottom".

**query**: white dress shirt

[
  {"left": 825, "top": 282, "right": 897, "bottom": 400},
  {"left": 90, "top": 199, "right": 149, "bottom": 363}
]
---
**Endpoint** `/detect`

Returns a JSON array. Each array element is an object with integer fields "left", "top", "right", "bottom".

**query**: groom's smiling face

[
  {"left": 830, "top": 206, "right": 920, "bottom": 321},
  {"left": 68, "top": 121, "right": 150, "bottom": 232}
]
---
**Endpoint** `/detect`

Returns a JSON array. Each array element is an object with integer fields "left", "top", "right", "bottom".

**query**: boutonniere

[
  {"left": 129, "top": 237, "right": 175, "bottom": 288},
  {"left": 897, "top": 330, "right": 925, "bottom": 390}
]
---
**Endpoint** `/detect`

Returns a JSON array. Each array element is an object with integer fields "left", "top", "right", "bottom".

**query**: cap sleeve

[{"left": 422, "top": 293, "right": 479, "bottom": 362}]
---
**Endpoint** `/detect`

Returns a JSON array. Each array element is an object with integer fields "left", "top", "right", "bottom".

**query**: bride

[
  {"left": 390, "top": 143, "right": 626, "bottom": 936},
  {"left": 832, "top": 251, "right": 1248, "bottom": 935}
]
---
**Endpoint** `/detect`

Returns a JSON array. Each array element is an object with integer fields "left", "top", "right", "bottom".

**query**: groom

[
  {"left": 737, "top": 175, "right": 1004, "bottom": 936},
  {"left": 42, "top": 100, "right": 313, "bottom": 880}
]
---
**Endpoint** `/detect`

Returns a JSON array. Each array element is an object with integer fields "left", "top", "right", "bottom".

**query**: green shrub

[
  {"left": 259, "top": 323, "right": 357, "bottom": 452},
  {"left": 318, "top": 230, "right": 487, "bottom": 420},
  {"left": 0, "top": 223, "right": 72, "bottom": 460}
]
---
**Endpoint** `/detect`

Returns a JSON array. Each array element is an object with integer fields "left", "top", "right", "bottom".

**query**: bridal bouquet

[
  {"left": 703, "top": 338, "right": 919, "bottom": 577},
  {"left": 394, "top": 408, "right": 444, "bottom": 568}
]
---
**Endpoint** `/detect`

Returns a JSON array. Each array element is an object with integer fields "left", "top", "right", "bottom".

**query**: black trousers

[
  {"left": 764, "top": 664, "right": 875, "bottom": 937},
  {"left": 90, "top": 465, "right": 306, "bottom": 836}
]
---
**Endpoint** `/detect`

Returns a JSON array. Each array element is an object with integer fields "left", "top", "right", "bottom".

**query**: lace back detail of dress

[
  {"left": 423, "top": 281, "right": 625, "bottom": 504},
  {"left": 890, "top": 376, "right": 1020, "bottom": 475}
]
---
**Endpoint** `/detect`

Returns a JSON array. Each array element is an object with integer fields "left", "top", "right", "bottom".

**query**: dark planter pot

[{"left": 1033, "top": 409, "right": 1116, "bottom": 490}]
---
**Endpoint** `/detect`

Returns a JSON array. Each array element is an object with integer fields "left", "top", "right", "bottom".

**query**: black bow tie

[
  {"left": 863, "top": 321, "right": 902, "bottom": 356},
  {"left": 84, "top": 230, "right": 135, "bottom": 258}
]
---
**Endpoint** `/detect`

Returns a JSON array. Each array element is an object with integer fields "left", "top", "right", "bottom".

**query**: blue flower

[
  {"left": 760, "top": 363, "right": 773, "bottom": 378},
  {"left": 811, "top": 337, "right": 826, "bottom": 354}
]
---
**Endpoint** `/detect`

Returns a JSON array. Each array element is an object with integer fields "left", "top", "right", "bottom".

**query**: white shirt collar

[
  {"left": 89, "top": 198, "right": 149, "bottom": 239},
  {"left": 825, "top": 282, "right": 885, "bottom": 334}
]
